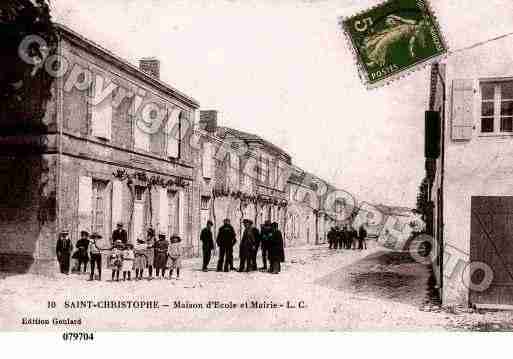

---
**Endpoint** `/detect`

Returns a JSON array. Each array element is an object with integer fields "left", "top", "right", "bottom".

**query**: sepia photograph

[{"left": 1, "top": 0, "right": 513, "bottom": 339}]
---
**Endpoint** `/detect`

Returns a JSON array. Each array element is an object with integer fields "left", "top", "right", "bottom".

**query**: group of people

[
  {"left": 200, "top": 218, "right": 285, "bottom": 274},
  {"left": 55, "top": 218, "right": 287, "bottom": 281},
  {"left": 327, "top": 225, "right": 368, "bottom": 250},
  {"left": 55, "top": 222, "right": 183, "bottom": 281}
]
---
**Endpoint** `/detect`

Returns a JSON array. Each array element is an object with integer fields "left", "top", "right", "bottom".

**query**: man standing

[
  {"left": 56, "top": 230, "right": 73, "bottom": 274},
  {"left": 260, "top": 221, "right": 272, "bottom": 270},
  {"left": 250, "top": 220, "right": 260, "bottom": 271},
  {"left": 89, "top": 232, "right": 103, "bottom": 281},
  {"left": 269, "top": 222, "right": 285, "bottom": 274},
  {"left": 200, "top": 220, "right": 214, "bottom": 271},
  {"left": 358, "top": 224, "right": 368, "bottom": 250},
  {"left": 76, "top": 230, "right": 90, "bottom": 273},
  {"left": 239, "top": 219, "right": 256, "bottom": 272},
  {"left": 216, "top": 218, "right": 236, "bottom": 272},
  {"left": 112, "top": 222, "right": 128, "bottom": 245},
  {"left": 327, "top": 227, "right": 335, "bottom": 249}
]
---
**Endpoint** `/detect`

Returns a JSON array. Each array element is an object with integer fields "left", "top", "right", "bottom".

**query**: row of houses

[
  {"left": 0, "top": 24, "right": 339, "bottom": 274},
  {"left": 424, "top": 35, "right": 513, "bottom": 308}
]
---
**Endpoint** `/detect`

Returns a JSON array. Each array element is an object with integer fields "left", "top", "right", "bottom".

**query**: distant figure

[
  {"left": 327, "top": 227, "right": 336, "bottom": 249},
  {"left": 75, "top": 230, "right": 90, "bottom": 273},
  {"left": 260, "top": 221, "right": 273, "bottom": 270},
  {"left": 89, "top": 232, "right": 103, "bottom": 281},
  {"left": 216, "top": 218, "right": 236, "bottom": 272},
  {"left": 337, "top": 226, "right": 345, "bottom": 250},
  {"left": 270, "top": 222, "right": 285, "bottom": 274},
  {"left": 56, "top": 230, "right": 73, "bottom": 274},
  {"left": 200, "top": 221, "right": 214, "bottom": 271},
  {"left": 154, "top": 233, "right": 169, "bottom": 278},
  {"left": 358, "top": 225, "right": 368, "bottom": 250},
  {"left": 168, "top": 235, "right": 182, "bottom": 279},
  {"left": 351, "top": 227, "right": 358, "bottom": 249},
  {"left": 239, "top": 219, "right": 256, "bottom": 272},
  {"left": 112, "top": 222, "right": 128, "bottom": 245}
]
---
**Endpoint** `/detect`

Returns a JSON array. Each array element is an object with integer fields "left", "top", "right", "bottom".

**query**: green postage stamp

[{"left": 342, "top": 0, "right": 447, "bottom": 87}]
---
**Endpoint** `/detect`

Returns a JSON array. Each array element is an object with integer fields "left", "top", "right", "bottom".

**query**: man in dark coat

[
  {"left": 250, "top": 221, "right": 260, "bottom": 271},
  {"left": 259, "top": 221, "right": 273, "bottom": 270},
  {"left": 216, "top": 218, "right": 236, "bottom": 272},
  {"left": 112, "top": 222, "right": 128, "bottom": 245},
  {"left": 327, "top": 227, "right": 335, "bottom": 249},
  {"left": 200, "top": 220, "right": 214, "bottom": 271},
  {"left": 269, "top": 222, "right": 285, "bottom": 274},
  {"left": 239, "top": 219, "right": 256, "bottom": 272},
  {"left": 75, "top": 230, "right": 90, "bottom": 273},
  {"left": 56, "top": 230, "right": 73, "bottom": 274},
  {"left": 358, "top": 225, "right": 368, "bottom": 250},
  {"left": 154, "top": 233, "right": 169, "bottom": 278},
  {"left": 337, "top": 226, "right": 345, "bottom": 250}
]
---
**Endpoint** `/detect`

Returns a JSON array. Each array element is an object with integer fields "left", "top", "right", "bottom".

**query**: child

[
  {"left": 134, "top": 238, "right": 147, "bottom": 280},
  {"left": 167, "top": 235, "right": 182, "bottom": 280},
  {"left": 122, "top": 243, "right": 135, "bottom": 281},
  {"left": 109, "top": 240, "right": 123, "bottom": 281}
]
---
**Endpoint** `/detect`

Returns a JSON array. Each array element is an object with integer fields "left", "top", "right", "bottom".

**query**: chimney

[
  {"left": 199, "top": 110, "right": 218, "bottom": 132},
  {"left": 139, "top": 57, "right": 160, "bottom": 79}
]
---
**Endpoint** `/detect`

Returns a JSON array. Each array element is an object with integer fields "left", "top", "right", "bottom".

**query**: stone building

[
  {"left": 192, "top": 110, "right": 291, "bottom": 252},
  {"left": 0, "top": 24, "right": 199, "bottom": 273},
  {"left": 426, "top": 35, "right": 513, "bottom": 307}
]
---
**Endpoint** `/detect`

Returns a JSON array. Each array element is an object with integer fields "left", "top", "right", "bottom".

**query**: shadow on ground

[{"left": 315, "top": 250, "right": 439, "bottom": 308}]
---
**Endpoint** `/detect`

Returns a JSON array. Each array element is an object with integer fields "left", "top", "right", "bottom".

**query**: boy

[{"left": 168, "top": 235, "right": 182, "bottom": 279}]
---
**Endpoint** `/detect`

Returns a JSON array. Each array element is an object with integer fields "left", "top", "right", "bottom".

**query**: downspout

[
  {"left": 437, "top": 67, "right": 446, "bottom": 302},
  {"left": 56, "top": 37, "right": 63, "bottom": 242}
]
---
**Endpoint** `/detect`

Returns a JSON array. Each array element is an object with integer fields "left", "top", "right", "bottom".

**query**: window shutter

[
  {"left": 202, "top": 142, "right": 214, "bottom": 178},
  {"left": 158, "top": 187, "right": 168, "bottom": 234},
  {"left": 178, "top": 190, "right": 186, "bottom": 240},
  {"left": 167, "top": 107, "right": 181, "bottom": 158},
  {"left": 111, "top": 180, "right": 123, "bottom": 226},
  {"left": 78, "top": 176, "right": 93, "bottom": 233},
  {"left": 451, "top": 79, "right": 475, "bottom": 140},
  {"left": 91, "top": 92, "right": 112, "bottom": 140}
]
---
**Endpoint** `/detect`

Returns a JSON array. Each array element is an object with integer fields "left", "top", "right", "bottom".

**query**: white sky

[{"left": 50, "top": 0, "right": 513, "bottom": 208}]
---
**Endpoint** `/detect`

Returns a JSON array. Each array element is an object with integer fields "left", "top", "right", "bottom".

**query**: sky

[{"left": 49, "top": 0, "right": 513, "bottom": 208}]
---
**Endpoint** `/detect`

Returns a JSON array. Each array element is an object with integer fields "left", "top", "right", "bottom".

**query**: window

[
  {"left": 167, "top": 108, "right": 181, "bottom": 158},
  {"left": 134, "top": 119, "right": 151, "bottom": 151},
  {"left": 91, "top": 80, "right": 112, "bottom": 140},
  {"left": 201, "top": 196, "right": 211, "bottom": 210},
  {"left": 92, "top": 179, "right": 108, "bottom": 237},
  {"left": 168, "top": 190, "right": 180, "bottom": 237},
  {"left": 202, "top": 142, "right": 214, "bottom": 178},
  {"left": 134, "top": 186, "right": 145, "bottom": 201},
  {"left": 481, "top": 81, "right": 513, "bottom": 133}
]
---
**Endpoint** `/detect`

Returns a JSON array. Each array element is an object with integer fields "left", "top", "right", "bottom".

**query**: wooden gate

[{"left": 470, "top": 196, "right": 513, "bottom": 305}]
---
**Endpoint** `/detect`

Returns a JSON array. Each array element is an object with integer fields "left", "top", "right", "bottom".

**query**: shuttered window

[
  {"left": 78, "top": 176, "right": 93, "bottom": 233},
  {"left": 451, "top": 79, "right": 475, "bottom": 140},
  {"left": 91, "top": 82, "right": 112, "bottom": 140},
  {"left": 92, "top": 179, "right": 108, "bottom": 238},
  {"left": 202, "top": 142, "right": 214, "bottom": 179},
  {"left": 480, "top": 81, "right": 513, "bottom": 134},
  {"left": 167, "top": 107, "right": 181, "bottom": 158}
]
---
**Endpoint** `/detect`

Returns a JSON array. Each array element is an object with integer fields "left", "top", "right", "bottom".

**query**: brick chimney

[
  {"left": 199, "top": 110, "right": 218, "bottom": 132},
  {"left": 139, "top": 57, "right": 160, "bottom": 79}
]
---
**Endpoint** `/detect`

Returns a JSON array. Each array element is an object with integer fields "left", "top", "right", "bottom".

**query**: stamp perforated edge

[{"left": 338, "top": 0, "right": 449, "bottom": 90}]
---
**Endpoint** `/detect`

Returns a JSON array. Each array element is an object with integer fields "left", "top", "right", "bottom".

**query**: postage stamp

[{"left": 342, "top": 0, "right": 447, "bottom": 87}]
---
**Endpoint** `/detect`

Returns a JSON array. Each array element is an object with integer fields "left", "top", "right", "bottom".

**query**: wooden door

[{"left": 470, "top": 196, "right": 513, "bottom": 305}]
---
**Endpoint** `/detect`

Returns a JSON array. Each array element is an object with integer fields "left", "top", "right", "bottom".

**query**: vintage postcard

[{"left": 2, "top": 0, "right": 513, "bottom": 339}]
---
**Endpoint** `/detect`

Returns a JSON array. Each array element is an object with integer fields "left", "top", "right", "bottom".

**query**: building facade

[
  {"left": 0, "top": 24, "right": 199, "bottom": 273},
  {"left": 192, "top": 111, "right": 291, "bottom": 254},
  {"left": 427, "top": 36, "right": 513, "bottom": 307}
]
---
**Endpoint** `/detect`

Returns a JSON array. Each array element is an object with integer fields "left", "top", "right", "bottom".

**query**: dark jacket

[
  {"left": 200, "top": 227, "right": 214, "bottom": 251},
  {"left": 270, "top": 229, "right": 285, "bottom": 262},
  {"left": 56, "top": 238, "right": 73, "bottom": 255},
  {"left": 240, "top": 227, "right": 256, "bottom": 255},
  {"left": 358, "top": 226, "right": 367, "bottom": 239},
  {"left": 216, "top": 224, "right": 236, "bottom": 248},
  {"left": 112, "top": 228, "right": 128, "bottom": 244}
]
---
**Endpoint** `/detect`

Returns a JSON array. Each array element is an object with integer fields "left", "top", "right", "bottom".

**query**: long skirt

[{"left": 134, "top": 253, "right": 147, "bottom": 270}]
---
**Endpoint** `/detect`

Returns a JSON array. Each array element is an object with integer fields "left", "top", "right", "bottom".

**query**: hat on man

[
  {"left": 60, "top": 230, "right": 69, "bottom": 237},
  {"left": 90, "top": 232, "right": 102, "bottom": 239},
  {"left": 80, "top": 230, "right": 90, "bottom": 237},
  {"left": 158, "top": 232, "right": 166, "bottom": 239},
  {"left": 116, "top": 222, "right": 124, "bottom": 227},
  {"left": 114, "top": 239, "right": 123, "bottom": 246}
]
